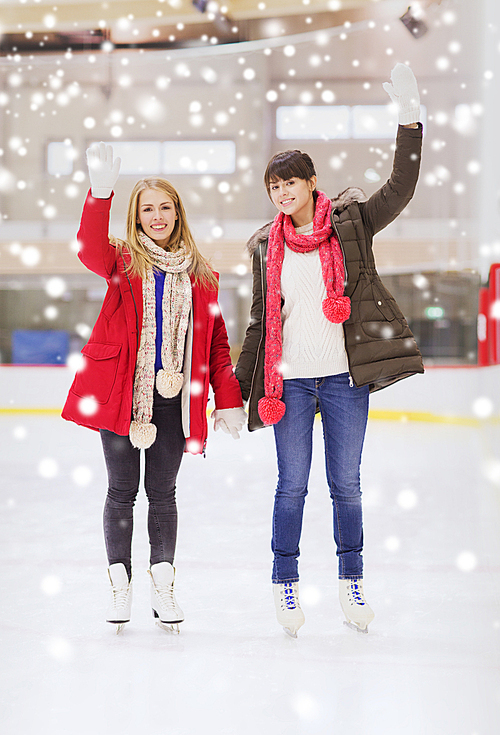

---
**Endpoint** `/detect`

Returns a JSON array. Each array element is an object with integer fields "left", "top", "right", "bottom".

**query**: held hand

[
  {"left": 86, "top": 142, "right": 121, "bottom": 199},
  {"left": 383, "top": 63, "right": 420, "bottom": 126},
  {"left": 211, "top": 407, "right": 247, "bottom": 440}
]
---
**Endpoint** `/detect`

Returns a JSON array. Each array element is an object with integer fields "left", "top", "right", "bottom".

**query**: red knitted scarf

[{"left": 258, "top": 190, "right": 351, "bottom": 426}]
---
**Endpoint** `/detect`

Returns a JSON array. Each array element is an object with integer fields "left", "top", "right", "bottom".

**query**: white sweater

[{"left": 280, "top": 222, "right": 349, "bottom": 380}]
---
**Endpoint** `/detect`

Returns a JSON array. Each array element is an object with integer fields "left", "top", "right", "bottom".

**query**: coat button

[{"left": 378, "top": 300, "right": 382, "bottom": 305}]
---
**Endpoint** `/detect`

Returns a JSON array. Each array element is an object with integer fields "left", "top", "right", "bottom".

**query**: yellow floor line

[
  {"left": 367, "top": 409, "right": 482, "bottom": 427},
  {"left": 1, "top": 407, "right": 499, "bottom": 426},
  {"left": 0, "top": 408, "right": 62, "bottom": 415}
]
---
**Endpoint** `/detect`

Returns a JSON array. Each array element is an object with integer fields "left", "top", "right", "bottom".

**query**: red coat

[{"left": 62, "top": 192, "right": 242, "bottom": 454}]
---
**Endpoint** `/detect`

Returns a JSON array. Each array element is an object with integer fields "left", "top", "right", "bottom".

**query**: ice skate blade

[
  {"left": 155, "top": 620, "right": 181, "bottom": 634},
  {"left": 283, "top": 626, "right": 299, "bottom": 639},
  {"left": 343, "top": 620, "right": 368, "bottom": 635},
  {"left": 107, "top": 621, "right": 128, "bottom": 634},
  {"left": 152, "top": 609, "right": 183, "bottom": 632}
]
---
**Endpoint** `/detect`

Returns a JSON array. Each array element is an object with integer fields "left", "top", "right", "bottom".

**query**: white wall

[
  {"left": 0, "top": 0, "right": 491, "bottom": 275},
  {"left": 1, "top": 364, "right": 499, "bottom": 421}
]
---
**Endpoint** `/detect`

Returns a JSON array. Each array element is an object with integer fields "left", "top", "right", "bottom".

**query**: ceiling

[{"left": 0, "top": 0, "right": 443, "bottom": 53}]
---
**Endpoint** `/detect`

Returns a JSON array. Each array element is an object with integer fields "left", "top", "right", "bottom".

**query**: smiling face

[
  {"left": 137, "top": 188, "right": 178, "bottom": 249},
  {"left": 269, "top": 175, "right": 317, "bottom": 228}
]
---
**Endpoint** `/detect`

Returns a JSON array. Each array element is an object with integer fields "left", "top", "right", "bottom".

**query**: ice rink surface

[{"left": 1, "top": 401, "right": 499, "bottom": 734}]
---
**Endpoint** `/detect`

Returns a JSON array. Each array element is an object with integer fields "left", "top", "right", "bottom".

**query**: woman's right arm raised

[{"left": 77, "top": 143, "right": 122, "bottom": 279}]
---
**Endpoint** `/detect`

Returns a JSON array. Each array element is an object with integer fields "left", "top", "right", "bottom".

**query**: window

[
  {"left": 352, "top": 105, "right": 427, "bottom": 139},
  {"left": 352, "top": 105, "right": 399, "bottom": 139},
  {"left": 47, "top": 142, "right": 75, "bottom": 175},
  {"left": 162, "top": 140, "right": 235, "bottom": 174},
  {"left": 106, "top": 142, "right": 162, "bottom": 175},
  {"left": 276, "top": 106, "right": 350, "bottom": 140},
  {"left": 276, "top": 105, "right": 427, "bottom": 141},
  {"left": 47, "top": 140, "right": 236, "bottom": 176}
]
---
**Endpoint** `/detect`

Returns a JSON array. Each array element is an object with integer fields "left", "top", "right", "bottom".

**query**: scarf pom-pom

[
  {"left": 258, "top": 396, "right": 286, "bottom": 425},
  {"left": 156, "top": 369, "right": 184, "bottom": 398},
  {"left": 129, "top": 421, "right": 157, "bottom": 449},
  {"left": 322, "top": 296, "right": 351, "bottom": 324}
]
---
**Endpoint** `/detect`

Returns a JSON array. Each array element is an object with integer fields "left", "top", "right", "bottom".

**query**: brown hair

[
  {"left": 264, "top": 150, "right": 317, "bottom": 199},
  {"left": 113, "top": 178, "right": 217, "bottom": 288}
]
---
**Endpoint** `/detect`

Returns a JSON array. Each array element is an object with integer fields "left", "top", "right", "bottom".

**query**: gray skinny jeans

[{"left": 100, "top": 390, "right": 185, "bottom": 581}]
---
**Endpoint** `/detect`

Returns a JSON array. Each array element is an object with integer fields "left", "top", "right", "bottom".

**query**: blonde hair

[{"left": 113, "top": 178, "right": 217, "bottom": 288}]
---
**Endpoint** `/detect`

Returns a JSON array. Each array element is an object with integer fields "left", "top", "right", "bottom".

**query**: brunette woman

[{"left": 236, "top": 64, "right": 424, "bottom": 637}]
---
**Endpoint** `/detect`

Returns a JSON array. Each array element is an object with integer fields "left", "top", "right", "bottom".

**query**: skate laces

[
  {"left": 349, "top": 579, "right": 366, "bottom": 606},
  {"left": 111, "top": 585, "right": 130, "bottom": 610},
  {"left": 155, "top": 582, "right": 176, "bottom": 610},
  {"left": 283, "top": 582, "right": 299, "bottom": 610}
]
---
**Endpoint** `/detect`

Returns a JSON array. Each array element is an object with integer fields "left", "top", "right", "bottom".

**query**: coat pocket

[
  {"left": 358, "top": 280, "right": 405, "bottom": 339},
  {"left": 73, "top": 342, "right": 122, "bottom": 405},
  {"left": 101, "top": 286, "right": 121, "bottom": 321}
]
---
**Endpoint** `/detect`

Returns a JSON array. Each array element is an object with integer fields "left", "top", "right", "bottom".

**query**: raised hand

[
  {"left": 383, "top": 63, "right": 420, "bottom": 126},
  {"left": 86, "top": 142, "right": 121, "bottom": 199}
]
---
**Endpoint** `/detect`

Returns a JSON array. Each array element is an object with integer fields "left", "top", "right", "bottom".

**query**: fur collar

[{"left": 246, "top": 186, "right": 366, "bottom": 255}]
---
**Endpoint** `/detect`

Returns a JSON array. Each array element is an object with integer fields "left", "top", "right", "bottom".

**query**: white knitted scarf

[{"left": 129, "top": 231, "right": 192, "bottom": 449}]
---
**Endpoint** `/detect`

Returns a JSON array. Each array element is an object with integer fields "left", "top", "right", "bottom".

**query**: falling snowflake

[
  {"left": 186, "top": 438, "right": 202, "bottom": 453},
  {"left": 292, "top": 692, "right": 320, "bottom": 720},
  {"left": 78, "top": 396, "right": 99, "bottom": 416},
  {"left": 72, "top": 466, "right": 93, "bottom": 486},
  {"left": 44, "top": 305, "right": 58, "bottom": 320},
  {"left": 40, "top": 575, "right": 62, "bottom": 596},
  {"left": 190, "top": 380, "right": 203, "bottom": 397},
  {"left": 397, "top": 488, "right": 418, "bottom": 510},
  {"left": 38, "top": 458, "right": 59, "bottom": 479},
  {"left": 66, "top": 353, "right": 85, "bottom": 371},
  {"left": 20, "top": 246, "right": 41, "bottom": 267},
  {"left": 472, "top": 397, "right": 493, "bottom": 419},
  {"left": 456, "top": 551, "right": 477, "bottom": 573},
  {"left": 301, "top": 585, "right": 322, "bottom": 606},
  {"left": 384, "top": 537, "right": 401, "bottom": 552},
  {"left": 45, "top": 277, "right": 66, "bottom": 298},
  {"left": 46, "top": 637, "right": 73, "bottom": 662}
]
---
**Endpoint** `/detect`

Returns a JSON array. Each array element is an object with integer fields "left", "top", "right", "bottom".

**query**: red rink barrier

[
  {"left": 487, "top": 264, "right": 500, "bottom": 366},
  {"left": 477, "top": 286, "right": 489, "bottom": 366}
]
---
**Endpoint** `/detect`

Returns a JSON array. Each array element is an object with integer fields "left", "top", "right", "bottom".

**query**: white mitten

[
  {"left": 382, "top": 63, "right": 420, "bottom": 126},
  {"left": 86, "top": 142, "right": 121, "bottom": 199},
  {"left": 211, "top": 407, "right": 247, "bottom": 440}
]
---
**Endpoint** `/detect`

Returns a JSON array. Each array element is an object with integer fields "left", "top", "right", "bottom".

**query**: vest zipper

[
  {"left": 331, "top": 212, "right": 356, "bottom": 386},
  {"left": 120, "top": 252, "right": 140, "bottom": 354},
  {"left": 247, "top": 242, "right": 266, "bottom": 425},
  {"left": 331, "top": 213, "right": 348, "bottom": 287}
]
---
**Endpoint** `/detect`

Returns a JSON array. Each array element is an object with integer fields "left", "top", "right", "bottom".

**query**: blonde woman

[{"left": 63, "top": 144, "right": 245, "bottom": 633}]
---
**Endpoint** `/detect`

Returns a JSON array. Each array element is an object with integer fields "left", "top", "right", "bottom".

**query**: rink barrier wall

[
  {"left": 1, "top": 364, "right": 499, "bottom": 425},
  {"left": 0, "top": 407, "right": 495, "bottom": 426}
]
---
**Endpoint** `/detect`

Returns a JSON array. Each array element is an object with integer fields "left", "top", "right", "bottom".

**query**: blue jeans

[
  {"left": 100, "top": 390, "right": 185, "bottom": 581},
  {"left": 272, "top": 373, "right": 369, "bottom": 583}
]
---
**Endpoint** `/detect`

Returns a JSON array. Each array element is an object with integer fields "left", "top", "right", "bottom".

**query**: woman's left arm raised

[
  {"left": 77, "top": 143, "right": 122, "bottom": 279},
  {"left": 361, "top": 64, "right": 423, "bottom": 235}
]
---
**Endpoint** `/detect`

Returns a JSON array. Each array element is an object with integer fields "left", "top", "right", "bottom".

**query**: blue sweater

[{"left": 154, "top": 269, "right": 165, "bottom": 373}]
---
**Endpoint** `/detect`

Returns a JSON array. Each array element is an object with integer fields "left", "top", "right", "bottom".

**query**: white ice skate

[
  {"left": 106, "top": 563, "right": 132, "bottom": 634},
  {"left": 339, "top": 578, "right": 374, "bottom": 634},
  {"left": 148, "top": 562, "right": 184, "bottom": 634},
  {"left": 273, "top": 581, "right": 305, "bottom": 638}
]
